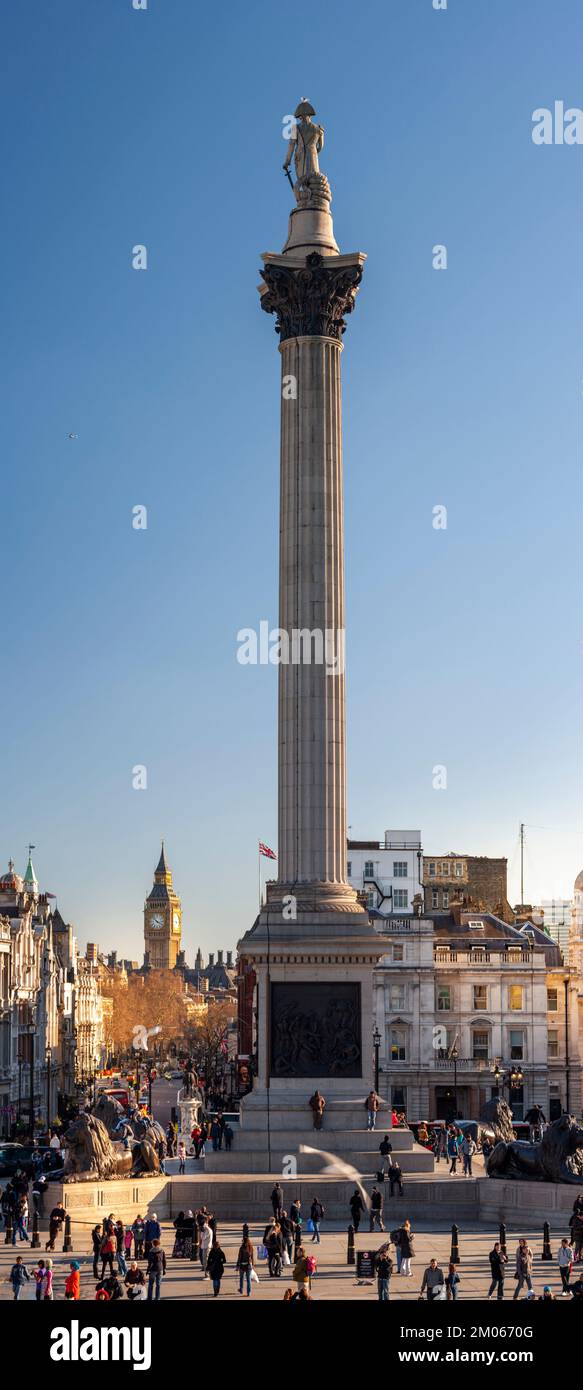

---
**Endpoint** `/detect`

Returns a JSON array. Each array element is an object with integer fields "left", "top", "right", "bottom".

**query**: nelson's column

[{"left": 233, "top": 101, "right": 387, "bottom": 1167}]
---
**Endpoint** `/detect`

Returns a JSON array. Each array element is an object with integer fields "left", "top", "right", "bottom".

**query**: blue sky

[{"left": 2, "top": 0, "right": 583, "bottom": 959}]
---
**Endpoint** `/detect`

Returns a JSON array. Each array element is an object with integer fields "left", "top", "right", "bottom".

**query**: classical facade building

[
  {"left": 0, "top": 855, "right": 107, "bottom": 1137},
  {"left": 143, "top": 843, "right": 182, "bottom": 969},
  {"left": 372, "top": 906, "right": 581, "bottom": 1122}
]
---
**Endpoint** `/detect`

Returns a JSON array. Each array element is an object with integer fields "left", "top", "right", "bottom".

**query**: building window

[
  {"left": 347, "top": 861, "right": 352, "bottom": 877},
  {"left": 393, "top": 861, "right": 407, "bottom": 877},
  {"left": 389, "top": 984, "right": 406, "bottom": 1010},
  {"left": 364, "top": 861, "right": 374, "bottom": 878},
  {"left": 391, "top": 1086, "right": 407, "bottom": 1109},
  {"left": 455, "top": 862, "right": 463, "bottom": 877},
  {"left": 509, "top": 985, "right": 523, "bottom": 1011},
  {"left": 547, "top": 988, "right": 558, "bottom": 1012},
  {"left": 431, "top": 889, "right": 439, "bottom": 908},
  {"left": 392, "top": 944, "right": 404, "bottom": 962},
  {"left": 367, "top": 891, "right": 375, "bottom": 909},
  {"left": 393, "top": 889, "right": 408, "bottom": 909},
  {"left": 428, "top": 862, "right": 436, "bottom": 877},
  {"left": 442, "top": 891, "right": 449, "bottom": 908},
  {"left": 437, "top": 984, "right": 451, "bottom": 1011},
  {"left": 548, "top": 1029, "right": 559, "bottom": 1059},
  {"left": 441, "top": 862, "right": 450, "bottom": 875},
  {"left": 472, "top": 1029, "right": 489, "bottom": 1061},
  {"left": 473, "top": 985, "right": 487, "bottom": 1010},
  {"left": 509, "top": 1029, "right": 524, "bottom": 1060},
  {"left": 389, "top": 1027, "right": 407, "bottom": 1061}
]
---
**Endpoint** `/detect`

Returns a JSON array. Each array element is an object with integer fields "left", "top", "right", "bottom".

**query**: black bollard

[
  {"left": 541, "top": 1221, "right": 553, "bottom": 1261},
  {"left": 63, "top": 1213, "right": 73, "bottom": 1252},
  {"left": 4, "top": 1214, "right": 12, "bottom": 1245},
  {"left": 31, "top": 1210, "right": 40, "bottom": 1250},
  {"left": 450, "top": 1223, "right": 460, "bottom": 1264},
  {"left": 499, "top": 1222, "right": 507, "bottom": 1257},
  {"left": 347, "top": 1223, "right": 355, "bottom": 1265}
]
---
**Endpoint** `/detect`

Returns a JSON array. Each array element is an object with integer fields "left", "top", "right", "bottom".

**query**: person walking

[
  {"left": 267, "top": 1224, "right": 284, "bottom": 1277},
  {"left": 144, "top": 1212, "right": 161, "bottom": 1260},
  {"left": 420, "top": 1258, "right": 445, "bottom": 1301},
  {"left": 236, "top": 1233, "right": 254, "bottom": 1296},
  {"left": 9, "top": 1255, "right": 30, "bottom": 1300},
  {"left": 366, "top": 1089, "right": 381, "bottom": 1131},
  {"left": 45, "top": 1201, "right": 66, "bottom": 1251},
  {"left": 446, "top": 1262, "right": 460, "bottom": 1301},
  {"left": 12, "top": 1194, "right": 29, "bottom": 1244},
  {"left": 34, "top": 1260, "right": 46, "bottom": 1302},
  {"left": 91, "top": 1225, "right": 102, "bottom": 1280},
  {"left": 388, "top": 1159, "right": 404, "bottom": 1197},
  {"left": 461, "top": 1132, "right": 476, "bottom": 1177},
  {"left": 65, "top": 1262, "right": 81, "bottom": 1300},
  {"left": 570, "top": 1207, "right": 583, "bottom": 1263},
  {"left": 224, "top": 1123, "right": 234, "bottom": 1152},
  {"left": 146, "top": 1239, "right": 166, "bottom": 1300},
  {"left": 100, "top": 1230, "right": 116, "bottom": 1281},
  {"left": 488, "top": 1241, "right": 508, "bottom": 1299},
  {"left": 199, "top": 1217, "right": 213, "bottom": 1278},
  {"left": 513, "top": 1238, "right": 534, "bottom": 1299},
  {"left": 132, "top": 1214, "right": 145, "bottom": 1260},
  {"left": 271, "top": 1182, "right": 284, "bottom": 1220},
  {"left": 398, "top": 1220, "right": 414, "bottom": 1278},
  {"left": 293, "top": 1245, "right": 309, "bottom": 1295},
  {"left": 310, "top": 1197, "right": 324, "bottom": 1243},
  {"left": 207, "top": 1241, "right": 227, "bottom": 1296},
  {"left": 280, "top": 1210, "right": 294, "bottom": 1265},
  {"left": 178, "top": 1140, "right": 186, "bottom": 1174},
  {"left": 369, "top": 1185, "right": 385, "bottom": 1233},
  {"left": 41, "top": 1259, "right": 53, "bottom": 1300},
  {"left": 349, "top": 1188, "right": 364, "bottom": 1234},
  {"left": 376, "top": 1249, "right": 393, "bottom": 1301},
  {"left": 379, "top": 1134, "right": 393, "bottom": 1174},
  {"left": 447, "top": 1126, "right": 461, "bottom": 1175},
  {"left": 558, "top": 1237, "right": 574, "bottom": 1295}
]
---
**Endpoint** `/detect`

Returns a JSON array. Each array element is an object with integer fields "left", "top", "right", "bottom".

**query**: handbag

[
  {"left": 282, "top": 1249, "right": 290, "bottom": 1266},
  {"left": 250, "top": 1267, "right": 259, "bottom": 1283},
  {"left": 306, "top": 1219, "right": 314, "bottom": 1233},
  {"left": 257, "top": 1243, "right": 267, "bottom": 1259}
]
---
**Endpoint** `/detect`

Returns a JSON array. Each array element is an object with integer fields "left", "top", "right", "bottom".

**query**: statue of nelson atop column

[{"left": 283, "top": 99, "right": 332, "bottom": 207}]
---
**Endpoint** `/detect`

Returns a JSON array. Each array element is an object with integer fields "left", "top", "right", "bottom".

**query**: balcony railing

[{"left": 435, "top": 949, "right": 534, "bottom": 966}]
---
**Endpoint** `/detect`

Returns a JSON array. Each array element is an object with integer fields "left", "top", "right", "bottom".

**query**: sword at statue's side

[{"left": 283, "top": 165, "right": 294, "bottom": 191}]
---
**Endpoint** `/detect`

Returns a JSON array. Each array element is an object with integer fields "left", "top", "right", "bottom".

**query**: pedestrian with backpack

[{"left": 310, "top": 1197, "right": 324, "bottom": 1243}]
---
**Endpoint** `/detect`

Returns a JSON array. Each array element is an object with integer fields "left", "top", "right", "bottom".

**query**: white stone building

[
  {"left": 372, "top": 906, "right": 580, "bottom": 1122},
  {"left": 347, "top": 831, "right": 423, "bottom": 915}
]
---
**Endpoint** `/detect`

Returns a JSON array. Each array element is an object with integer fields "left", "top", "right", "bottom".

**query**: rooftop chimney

[{"left": 218, "top": 950, "right": 224, "bottom": 965}]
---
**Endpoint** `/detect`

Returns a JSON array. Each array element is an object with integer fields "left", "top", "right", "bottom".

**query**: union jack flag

[{"left": 259, "top": 841, "right": 277, "bottom": 860}]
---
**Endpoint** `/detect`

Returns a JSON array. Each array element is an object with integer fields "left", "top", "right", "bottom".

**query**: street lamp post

[
  {"left": 451, "top": 1042, "right": 459, "bottom": 1120},
  {"left": 27, "top": 1021, "right": 35, "bottom": 1143},
  {"left": 373, "top": 1026, "right": 381, "bottom": 1094},
  {"left": 45, "top": 1045, "right": 51, "bottom": 1133}
]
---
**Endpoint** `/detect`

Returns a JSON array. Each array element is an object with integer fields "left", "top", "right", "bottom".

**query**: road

[{"left": 150, "top": 1075, "right": 182, "bottom": 1131}]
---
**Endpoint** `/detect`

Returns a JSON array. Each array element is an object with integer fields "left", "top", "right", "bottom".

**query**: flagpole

[{"left": 258, "top": 842, "right": 261, "bottom": 911}]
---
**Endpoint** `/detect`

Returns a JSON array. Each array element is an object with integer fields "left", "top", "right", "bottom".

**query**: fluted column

[
  {"left": 259, "top": 249, "right": 365, "bottom": 904},
  {"left": 278, "top": 335, "right": 346, "bottom": 884}
]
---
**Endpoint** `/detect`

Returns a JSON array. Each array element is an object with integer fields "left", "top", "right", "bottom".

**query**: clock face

[
  {"left": 150, "top": 913, "right": 164, "bottom": 930},
  {"left": 173, "top": 912, "right": 180, "bottom": 931}
]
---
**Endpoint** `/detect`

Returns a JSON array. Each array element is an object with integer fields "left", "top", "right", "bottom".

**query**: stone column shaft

[{"left": 278, "top": 335, "right": 346, "bottom": 885}]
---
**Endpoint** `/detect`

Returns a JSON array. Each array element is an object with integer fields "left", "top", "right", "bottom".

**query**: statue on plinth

[{"left": 283, "top": 99, "right": 331, "bottom": 208}]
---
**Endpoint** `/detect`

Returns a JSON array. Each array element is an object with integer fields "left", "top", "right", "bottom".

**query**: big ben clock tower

[{"left": 144, "top": 842, "right": 182, "bottom": 969}]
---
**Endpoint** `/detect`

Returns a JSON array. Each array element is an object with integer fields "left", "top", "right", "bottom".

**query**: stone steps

[
  {"left": 204, "top": 1147, "right": 433, "bottom": 1174},
  {"left": 225, "top": 1128, "right": 413, "bottom": 1153}
]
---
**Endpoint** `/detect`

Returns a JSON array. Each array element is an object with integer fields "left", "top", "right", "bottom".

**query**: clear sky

[{"left": 3, "top": 0, "right": 583, "bottom": 959}]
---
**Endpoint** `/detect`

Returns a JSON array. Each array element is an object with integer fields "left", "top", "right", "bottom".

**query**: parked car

[{"left": 0, "top": 1143, "right": 65, "bottom": 1180}]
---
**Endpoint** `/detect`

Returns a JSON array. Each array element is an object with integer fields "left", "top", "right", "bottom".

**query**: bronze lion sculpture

[
  {"left": 486, "top": 1113, "right": 583, "bottom": 1184},
  {"left": 63, "top": 1113, "right": 161, "bottom": 1183}
]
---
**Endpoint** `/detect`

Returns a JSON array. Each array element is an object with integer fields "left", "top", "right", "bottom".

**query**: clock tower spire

[{"left": 144, "top": 841, "right": 182, "bottom": 968}]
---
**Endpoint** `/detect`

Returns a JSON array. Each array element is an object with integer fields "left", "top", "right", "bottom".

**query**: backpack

[{"left": 305, "top": 1256, "right": 317, "bottom": 1275}]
